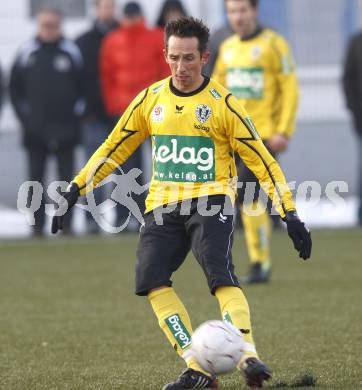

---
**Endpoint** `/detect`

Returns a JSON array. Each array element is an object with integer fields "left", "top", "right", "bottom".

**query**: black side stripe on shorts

[
  {"left": 79, "top": 88, "right": 149, "bottom": 192},
  {"left": 226, "top": 216, "right": 237, "bottom": 285}
]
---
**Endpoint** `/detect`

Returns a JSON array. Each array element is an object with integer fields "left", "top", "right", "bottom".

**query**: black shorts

[{"left": 135, "top": 195, "right": 240, "bottom": 296}]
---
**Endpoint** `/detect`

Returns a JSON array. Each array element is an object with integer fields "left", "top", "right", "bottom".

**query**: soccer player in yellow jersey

[
  {"left": 51, "top": 17, "right": 310, "bottom": 389},
  {"left": 213, "top": 0, "right": 299, "bottom": 283}
]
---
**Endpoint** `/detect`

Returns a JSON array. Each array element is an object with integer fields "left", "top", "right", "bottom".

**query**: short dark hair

[
  {"left": 37, "top": 6, "right": 63, "bottom": 19},
  {"left": 123, "top": 1, "right": 142, "bottom": 17},
  {"left": 225, "top": 0, "right": 259, "bottom": 8},
  {"left": 165, "top": 17, "right": 210, "bottom": 54},
  {"left": 156, "top": 0, "right": 187, "bottom": 28}
]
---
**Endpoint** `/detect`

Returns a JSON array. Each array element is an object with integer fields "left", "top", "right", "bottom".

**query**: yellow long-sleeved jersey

[
  {"left": 213, "top": 28, "right": 299, "bottom": 139},
  {"left": 73, "top": 76, "right": 295, "bottom": 217}
]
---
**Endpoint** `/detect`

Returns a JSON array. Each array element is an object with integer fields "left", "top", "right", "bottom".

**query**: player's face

[
  {"left": 37, "top": 11, "right": 62, "bottom": 43},
  {"left": 225, "top": 0, "right": 258, "bottom": 37},
  {"left": 165, "top": 36, "right": 209, "bottom": 92}
]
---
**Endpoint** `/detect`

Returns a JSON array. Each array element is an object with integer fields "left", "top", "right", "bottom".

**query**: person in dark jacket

[
  {"left": 0, "top": 63, "right": 3, "bottom": 117},
  {"left": 76, "top": 0, "right": 118, "bottom": 234},
  {"left": 343, "top": 32, "right": 362, "bottom": 226},
  {"left": 9, "top": 6, "right": 84, "bottom": 237}
]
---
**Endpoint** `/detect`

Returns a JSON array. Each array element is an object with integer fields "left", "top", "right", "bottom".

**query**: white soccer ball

[{"left": 191, "top": 320, "right": 245, "bottom": 375}]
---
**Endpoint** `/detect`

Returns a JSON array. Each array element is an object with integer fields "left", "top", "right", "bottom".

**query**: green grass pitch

[{"left": 0, "top": 229, "right": 361, "bottom": 389}]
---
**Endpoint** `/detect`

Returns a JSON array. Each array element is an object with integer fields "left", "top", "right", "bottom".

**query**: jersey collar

[
  {"left": 240, "top": 25, "right": 263, "bottom": 41},
  {"left": 169, "top": 76, "right": 210, "bottom": 97}
]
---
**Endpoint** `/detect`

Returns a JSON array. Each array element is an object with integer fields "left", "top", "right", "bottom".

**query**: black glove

[
  {"left": 284, "top": 211, "right": 312, "bottom": 260},
  {"left": 51, "top": 183, "right": 80, "bottom": 234}
]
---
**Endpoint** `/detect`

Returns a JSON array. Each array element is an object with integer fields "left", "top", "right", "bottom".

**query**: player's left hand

[
  {"left": 284, "top": 211, "right": 312, "bottom": 260},
  {"left": 51, "top": 183, "right": 80, "bottom": 234},
  {"left": 267, "top": 134, "right": 289, "bottom": 153}
]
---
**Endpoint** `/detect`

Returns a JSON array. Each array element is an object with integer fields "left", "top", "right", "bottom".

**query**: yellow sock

[
  {"left": 148, "top": 287, "right": 211, "bottom": 376},
  {"left": 241, "top": 201, "right": 271, "bottom": 266},
  {"left": 215, "top": 286, "right": 259, "bottom": 361}
]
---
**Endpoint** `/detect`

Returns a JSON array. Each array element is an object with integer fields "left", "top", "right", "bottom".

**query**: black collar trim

[
  {"left": 169, "top": 76, "right": 210, "bottom": 97},
  {"left": 240, "top": 25, "right": 263, "bottom": 41}
]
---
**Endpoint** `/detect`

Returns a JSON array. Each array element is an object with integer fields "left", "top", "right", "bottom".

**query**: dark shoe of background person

[
  {"left": 358, "top": 203, "right": 362, "bottom": 226},
  {"left": 86, "top": 220, "right": 101, "bottom": 235},
  {"left": 241, "top": 262, "right": 271, "bottom": 284},
  {"left": 32, "top": 227, "right": 44, "bottom": 239}
]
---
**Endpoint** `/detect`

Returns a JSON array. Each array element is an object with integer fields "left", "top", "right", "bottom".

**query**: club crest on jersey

[
  {"left": 251, "top": 45, "right": 262, "bottom": 60},
  {"left": 196, "top": 104, "right": 212, "bottom": 124},
  {"left": 152, "top": 105, "right": 165, "bottom": 122}
]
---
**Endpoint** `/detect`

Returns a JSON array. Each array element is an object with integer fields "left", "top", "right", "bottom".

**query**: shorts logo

[
  {"left": 196, "top": 104, "right": 212, "bottom": 124},
  {"left": 218, "top": 212, "right": 227, "bottom": 223},
  {"left": 152, "top": 135, "right": 215, "bottom": 183},
  {"left": 165, "top": 314, "right": 192, "bottom": 350},
  {"left": 152, "top": 105, "right": 165, "bottom": 122}
]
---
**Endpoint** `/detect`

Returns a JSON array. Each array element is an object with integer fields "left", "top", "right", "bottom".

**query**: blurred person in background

[
  {"left": 155, "top": 0, "right": 187, "bottom": 29},
  {"left": 100, "top": 1, "right": 169, "bottom": 230},
  {"left": 203, "top": 2, "right": 233, "bottom": 78},
  {"left": 203, "top": 24, "right": 233, "bottom": 77},
  {"left": 343, "top": 32, "right": 362, "bottom": 226},
  {"left": 76, "top": 0, "right": 118, "bottom": 234},
  {"left": 0, "top": 63, "right": 3, "bottom": 118},
  {"left": 213, "top": 0, "right": 299, "bottom": 283},
  {"left": 9, "top": 7, "right": 84, "bottom": 237}
]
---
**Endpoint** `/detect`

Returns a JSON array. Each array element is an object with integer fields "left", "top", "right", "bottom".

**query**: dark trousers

[
  {"left": 82, "top": 119, "right": 146, "bottom": 232},
  {"left": 26, "top": 142, "right": 75, "bottom": 235},
  {"left": 115, "top": 147, "right": 146, "bottom": 227},
  {"left": 81, "top": 119, "right": 112, "bottom": 231},
  {"left": 236, "top": 145, "right": 281, "bottom": 228}
]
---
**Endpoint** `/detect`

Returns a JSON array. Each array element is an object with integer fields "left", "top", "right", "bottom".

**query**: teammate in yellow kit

[
  {"left": 213, "top": 0, "right": 299, "bottom": 283},
  {"left": 51, "top": 17, "right": 310, "bottom": 389}
]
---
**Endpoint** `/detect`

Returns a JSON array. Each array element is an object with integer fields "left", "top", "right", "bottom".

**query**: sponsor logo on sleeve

[
  {"left": 281, "top": 55, "right": 292, "bottom": 74},
  {"left": 152, "top": 83, "right": 165, "bottom": 94},
  {"left": 209, "top": 88, "right": 222, "bottom": 100},
  {"left": 245, "top": 117, "right": 261, "bottom": 140}
]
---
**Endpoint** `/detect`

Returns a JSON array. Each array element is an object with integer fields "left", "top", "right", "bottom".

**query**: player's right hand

[
  {"left": 51, "top": 182, "right": 80, "bottom": 234},
  {"left": 284, "top": 211, "right": 312, "bottom": 260}
]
